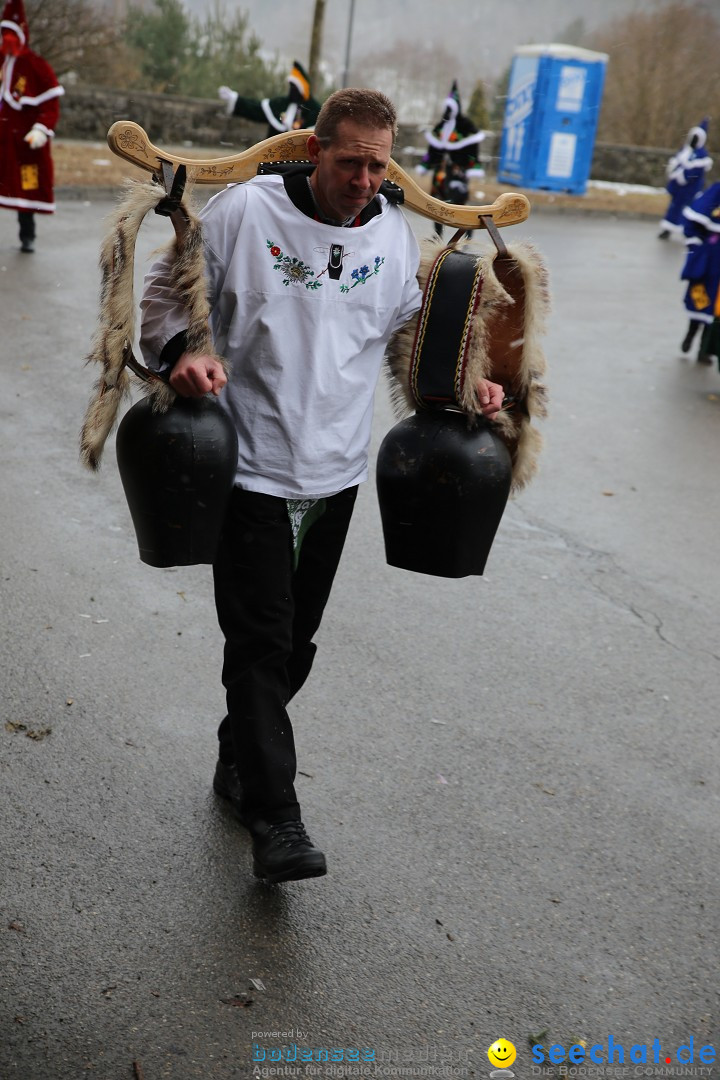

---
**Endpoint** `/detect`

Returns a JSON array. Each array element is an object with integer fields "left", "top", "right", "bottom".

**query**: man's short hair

[{"left": 313, "top": 88, "right": 397, "bottom": 147}]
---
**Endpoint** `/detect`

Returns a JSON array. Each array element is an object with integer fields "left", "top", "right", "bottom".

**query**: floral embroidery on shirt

[
  {"left": 339, "top": 256, "right": 385, "bottom": 292},
  {"left": 267, "top": 239, "right": 322, "bottom": 289}
]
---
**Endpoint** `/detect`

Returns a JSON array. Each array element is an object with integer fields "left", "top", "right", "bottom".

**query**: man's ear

[{"left": 306, "top": 133, "right": 321, "bottom": 164}]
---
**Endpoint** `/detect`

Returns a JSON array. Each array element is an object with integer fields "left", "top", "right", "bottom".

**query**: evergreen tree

[
  {"left": 491, "top": 65, "right": 511, "bottom": 130},
  {"left": 466, "top": 80, "right": 490, "bottom": 131},
  {"left": 125, "top": 0, "right": 191, "bottom": 93},
  {"left": 123, "top": 0, "right": 285, "bottom": 98},
  {"left": 178, "top": 2, "right": 285, "bottom": 99}
]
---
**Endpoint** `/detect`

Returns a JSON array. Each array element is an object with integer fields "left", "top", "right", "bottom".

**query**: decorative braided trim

[
  {"left": 384, "top": 236, "right": 550, "bottom": 492},
  {"left": 408, "top": 247, "right": 487, "bottom": 409}
]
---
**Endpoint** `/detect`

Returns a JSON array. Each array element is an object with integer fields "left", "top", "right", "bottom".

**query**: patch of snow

[{"left": 587, "top": 179, "right": 665, "bottom": 196}]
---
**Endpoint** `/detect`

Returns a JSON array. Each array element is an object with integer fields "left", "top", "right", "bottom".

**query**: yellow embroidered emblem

[
  {"left": 21, "top": 164, "right": 39, "bottom": 191},
  {"left": 690, "top": 283, "right": 710, "bottom": 310},
  {"left": 14, "top": 75, "right": 27, "bottom": 94}
]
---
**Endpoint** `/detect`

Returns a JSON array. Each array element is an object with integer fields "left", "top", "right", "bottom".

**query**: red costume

[{"left": 0, "top": 0, "right": 63, "bottom": 247}]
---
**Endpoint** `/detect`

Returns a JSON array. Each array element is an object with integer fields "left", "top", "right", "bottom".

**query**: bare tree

[
  {"left": 589, "top": 2, "right": 720, "bottom": 147},
  {"left": 23, "top": 0, "right": 121, "bottom": 79},
  {"left": 352, "top": 40, "right": 469, "bottom": 125}
]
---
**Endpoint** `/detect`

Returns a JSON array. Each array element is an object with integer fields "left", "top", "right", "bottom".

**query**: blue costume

[
  {"left": 678, "top": 181, "right": 720, "bottom": 360},
  {"left": 659, "top": 119, "right": 712, "bottom": 239}
]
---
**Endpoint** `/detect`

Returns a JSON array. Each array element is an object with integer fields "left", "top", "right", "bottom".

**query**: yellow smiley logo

[{"left": 488, "top": 1039, "right": 517, "bottom": 1068}]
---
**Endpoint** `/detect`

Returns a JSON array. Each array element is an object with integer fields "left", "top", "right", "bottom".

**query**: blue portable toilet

[{"left": 497, "top": 44, "right": 608, "bottom": 195}]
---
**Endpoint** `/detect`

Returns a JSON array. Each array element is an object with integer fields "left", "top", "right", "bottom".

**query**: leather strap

[{"left": 409, "top": 248, "right": 484, "bottom": 408}]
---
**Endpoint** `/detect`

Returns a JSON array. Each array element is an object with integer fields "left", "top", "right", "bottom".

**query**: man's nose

[{"left": 352, "top": 165, "right": 371, "bottom": 188}]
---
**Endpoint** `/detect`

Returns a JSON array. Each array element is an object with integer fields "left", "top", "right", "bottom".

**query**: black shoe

[
  {"left": 658, "top": 229, "right": 671, "bottom": 240},
  {"left": 212, "top": 759, "right": 249, "bottom": 825},
  {"left": 20, "top": 238, "right": 34, "bottom": 253},
  {"left": 697, "top": 352, "right": 713, "bottom": 365},
  {"left": 251, "top": 820, "right": 327, "bottom": 883}
]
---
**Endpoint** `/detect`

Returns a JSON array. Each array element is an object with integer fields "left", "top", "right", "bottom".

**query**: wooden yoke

[{"left": 106, "top": 121, "right": 530, "bottom": 231}]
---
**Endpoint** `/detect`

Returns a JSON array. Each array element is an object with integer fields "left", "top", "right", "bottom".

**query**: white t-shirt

[{"left": 140, "top": 174, "right": 422, "bottom": 498}]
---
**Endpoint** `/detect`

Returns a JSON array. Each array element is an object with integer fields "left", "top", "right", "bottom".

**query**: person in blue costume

[
  {"left": 678, "top": 181, "right": 720, "bottom": 361},
  {"left": 417, "top": 81, "right": 486, "bottom": 239},
  {"left": 218, "top": 59, "right": 321, "bottom": 140},
  {"left": 659, "top": 119, "right": 712, "bottom": 240}
]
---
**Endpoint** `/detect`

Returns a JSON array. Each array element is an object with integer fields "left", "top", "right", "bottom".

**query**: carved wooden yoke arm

[{"left": 107, "top": 121, "right": 530, "bottom": 231}]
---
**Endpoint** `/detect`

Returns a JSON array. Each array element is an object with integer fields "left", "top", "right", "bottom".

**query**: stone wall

[
  {"left": 55, "top": 86, "right": 264, "bottom": 150},
  {"left": 477, "top": 135, "right": 719, "bottom": 188},
  {"left": 57, "top": 86, "right": 719, "bottom": 189},
  {"left": 591, "top": 142, "right": 718, "bottom": 187}
]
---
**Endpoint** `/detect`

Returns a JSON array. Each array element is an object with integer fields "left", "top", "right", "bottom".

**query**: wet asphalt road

[{"left": 0, "top": 197, "right": 718, "bottom": 1079}]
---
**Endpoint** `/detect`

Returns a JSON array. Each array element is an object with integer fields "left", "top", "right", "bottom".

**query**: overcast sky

[{"left": 182, "top": 0, "right": 675, "bottom": 87}]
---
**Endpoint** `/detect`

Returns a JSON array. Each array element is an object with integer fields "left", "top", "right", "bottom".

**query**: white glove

[
  {"left": 218, "top": 85, "right": 238, "bottom": 115},
  {"left": 24, "top": 125, "right": 48, "bottom": 150}
]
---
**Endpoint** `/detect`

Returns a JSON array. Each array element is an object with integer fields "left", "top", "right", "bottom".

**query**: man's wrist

[{"left": 158, "top": 330, "right": 189, "bottom": 370}]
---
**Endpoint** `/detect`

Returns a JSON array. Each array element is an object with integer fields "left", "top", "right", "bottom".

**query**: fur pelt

[
  {"left": 79, "top": 177, "right": 223, "bottom": 471},
  {"left": 384, "top": 237, "right": 550, "bottom": 491}
]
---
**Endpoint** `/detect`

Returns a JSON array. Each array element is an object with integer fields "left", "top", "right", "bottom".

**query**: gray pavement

[{"left": 0, "top": 197, "right": 718, "bottom": 1079}]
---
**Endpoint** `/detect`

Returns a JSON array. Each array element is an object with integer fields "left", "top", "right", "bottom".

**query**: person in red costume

[{"left": 0, "top": 0, "right": 64, "bottom": 252}]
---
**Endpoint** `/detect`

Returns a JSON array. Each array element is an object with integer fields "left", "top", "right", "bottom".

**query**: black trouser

[
  {"left": 212, "top": 486, "right": 357, "bottom": 825},
  {"left": 18, "top": 211, "right": 35, "bottom": 241}
]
